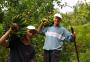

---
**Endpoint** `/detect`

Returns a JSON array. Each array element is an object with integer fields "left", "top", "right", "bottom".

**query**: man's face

[
  {"left": 26, "top": 29, "right": 35, "bottom": 37},
  {"left": 53, "top": 16, "right": 61, "bottom": 26}
]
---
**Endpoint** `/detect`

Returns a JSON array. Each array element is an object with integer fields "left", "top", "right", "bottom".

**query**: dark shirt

[{"left": 7, "top": 33, "right": 35, "bottom": 62}]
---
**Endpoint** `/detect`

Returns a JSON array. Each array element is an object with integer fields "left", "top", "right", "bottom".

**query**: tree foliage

[{"left": 0, "top": 0, "right": 90, "bottom": 62}]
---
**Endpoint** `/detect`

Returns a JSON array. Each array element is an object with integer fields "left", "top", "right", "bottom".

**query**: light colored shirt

[{"left": 42, "top": 26, "right": 72, "bottom": 50}]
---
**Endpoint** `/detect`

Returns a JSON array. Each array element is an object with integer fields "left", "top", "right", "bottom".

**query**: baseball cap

[
  {"left": 54, "top": 13, "right": 62, "bottom": 19},
  {"left": 26, "top": 25, "right": 35, "bottom": 30}
]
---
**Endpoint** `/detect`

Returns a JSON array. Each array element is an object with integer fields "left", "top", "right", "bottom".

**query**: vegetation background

[{"left": 0, "top": 0, "right": 90, "bottom": 62}]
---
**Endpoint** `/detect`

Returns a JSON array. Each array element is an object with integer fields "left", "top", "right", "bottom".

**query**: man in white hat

[
  {"left": 38, "top": 13, "right": 76, "bottom": 62},
  {"left": 0, "top": 23, "right": 36, "bottom": 62}
]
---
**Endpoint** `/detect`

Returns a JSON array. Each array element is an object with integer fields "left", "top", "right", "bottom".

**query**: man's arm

[
  {"left": 0, "top": 23, "right": 19, "bottom": 47},
  {"left": 0, "top": 28, "right": 12, "bottom": 47},
  {"left": 63, "top": 27, "right": 76, "bottom": 42},
  {"left": 37, "top": 19, "right": 48, "bottom": 32},
  {"left": 37, "top": 22, "right": 44, "bottom": 32}
]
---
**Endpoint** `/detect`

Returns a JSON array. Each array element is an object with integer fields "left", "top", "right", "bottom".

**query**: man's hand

[
  {"left": 72, "top": 32, "right": 76, "bottom": 41},
  {"left": 11, "top": 23, "right": 19, "bottom": 32},
  {"left": 71, "top": 27, "right": 76, "bottom": 41},
  {"left": 41, "top": 18, "right": 48, "bottom": 26},
  {"left": 37, "top": 18, "right": 48, "bottom": 32}
]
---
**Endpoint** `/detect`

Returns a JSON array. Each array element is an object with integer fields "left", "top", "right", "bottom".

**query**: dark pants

[{"left": 44, "top": 50, "right": 61, "bottom": 62}]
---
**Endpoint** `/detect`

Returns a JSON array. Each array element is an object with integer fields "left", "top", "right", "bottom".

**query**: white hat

[
  {"left": 26, "top": 25, "right": 35, "bottom": 30},
  {"left": 54, "top": 13, "right": 62, "bottom": 19}
]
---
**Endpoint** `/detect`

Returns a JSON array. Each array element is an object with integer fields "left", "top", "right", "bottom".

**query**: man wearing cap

[
  {"left": 0, "top": 23, "right": 36, "bottom": 62},
  {"left": 38, "top": 13, "right": 76, "bottom": 62}
]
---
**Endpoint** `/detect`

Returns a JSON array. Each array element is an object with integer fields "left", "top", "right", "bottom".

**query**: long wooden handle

[{"left": 71, "top": 27, "right": 80, "bottom": 62}]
